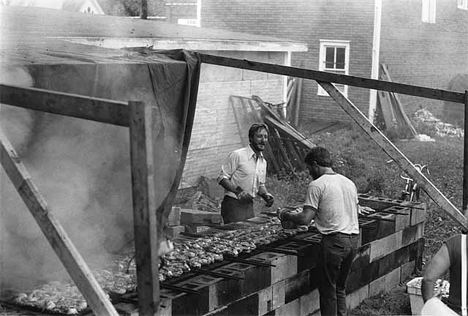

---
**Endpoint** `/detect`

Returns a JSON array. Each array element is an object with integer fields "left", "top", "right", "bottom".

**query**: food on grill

[
  {"left": 9, "top": 210, "right": 313, "bottom": 314},
  {"left": 13, "top": 281, "right": 88, "bottom": 314}
]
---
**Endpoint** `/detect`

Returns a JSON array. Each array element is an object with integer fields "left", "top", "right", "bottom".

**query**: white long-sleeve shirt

[{"left": 217, "top": 145, "right": 267, "bottom": 199}]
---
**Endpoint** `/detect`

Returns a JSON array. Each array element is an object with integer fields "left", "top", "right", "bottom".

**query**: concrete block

[
  {"left": 275, "top": 297, "right": 300, "bottom": 316},
  {"left": 185, "top": 224, "right": 212, "bottom": 234},
  {"left": 402, "top": 223, "right": 424, "bottom": 247},
  {"left": 350, "top": 243, "right": 370, "bottom": 272},
  {"left": 272, "top": 280, "right": 286, "bottom": 310},
  {"left": 346, "top": 260, "right": 379, "bottom": 293},
  {"left": 168, "top": 206, "right": 181, "bottom": 226},
  {"left": 285, "top": 269, "right": 309, "bottom": 303},
  {"left": 369, "top": 274, "right": 386, "bottom": 297},
  {"left": 172, "top": 275, "right": 223, "bottom": 315},
  {"left": 384, "top": 267, "right": 401, "bottom": 291},
  {"left": 369, "top": 230, "right": 402, "bottom": 262},
  {"left": 163, "top": 225, "right": 185, "bottom": 239},
  {"left": 375, "top": 214, "right": 396, "bottom": 239},
  {"left": 180, "top": 209, "right": 223, "bottom": 225},
  {"left": 258, "top": 286, "right": 274, "bottom": 316},
  {"left": 219, "top": 262, "right": 271, "bottom": 298},
  {"left": 410, "top": 204, "right": 427, "bottom": 226},
  {"left": 209, "top": 268, "right": 243, "bottom": 307},
  {"left": 158, "top": 297, "right": 173, "bottom": 316},
  {"left": 359, "top": 218, "right": 379, "bottom": 245},
  {"left": 346, "top": 284, "right": 369, "bottom": 310},
  {"left": 390, "top": 206, "right": 411, "bottom": 231},
  {"left": 401, "top": 260, "right": 416, "bottom": 283},
  {"left": 226, "top": 293, "right": 259, "bottom": 316},
  {"left": 299, "top": 289, "right": 320, "bottom": 316},
  {"left": 251, "top": 252, "right": 297, "bottom": 284},
  {"left": 378, "top": 252, "right": 396, "bottom": 277}
]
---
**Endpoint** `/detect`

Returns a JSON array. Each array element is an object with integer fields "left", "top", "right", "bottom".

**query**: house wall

[
  {"left": 379, "top": 0, "right": 468, "bottom": 118},
  {"left": 180, "top": 50, "right": 285, "bottom": 188},
  {"left": 175, "top": 0, "right": 467, "bottom": 124},
  {"left": 200, "top": 0, "right": 375, "bottom": 124}
]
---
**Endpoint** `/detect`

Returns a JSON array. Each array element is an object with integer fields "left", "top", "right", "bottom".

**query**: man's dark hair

[
  {"left": 304, "top": 146, "right": 333, "bottom": 167},
  {"left": 248, "top": 123, "right": 269, "bottom": 140}
]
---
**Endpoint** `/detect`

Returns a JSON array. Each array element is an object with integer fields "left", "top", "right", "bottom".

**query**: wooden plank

[
  {"left": 128, "top": 101, "right": 160, "bottom": 315},
  {"left": 318, "top": 81, "right": 468, "bottom": 230},
  {"left": 0, "top": 84, "right": 129, "bottom": 126},
  {"left": 0, "top": 128, "right": 118, "bottom": 316},
  {"left": 464, "top": 90, "right": 468, "bottom": 214},
  {"left": 264, "top": 116, "right": 314, "bottom": 150},
  {"left": 377, "top": 90, "right": 397, "bottom": 128},
  {"left": 293, "top": 78, "right": 303, "bottom": 127},
  {"left": 252, "top": 96, "right": 315, "bottom": 149},
  {"left": 271, "top": 127, "right": 295, "bottom": 174},
  {"left": 200, "top": 54, "right": 466, "bottom": 104}
]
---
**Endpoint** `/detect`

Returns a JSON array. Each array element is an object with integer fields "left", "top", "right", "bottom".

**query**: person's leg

[
  {"left": 318, "top": 235, "right": 347, "bottom": 316},
  {"left": 335, "top": 235, "right": 359, "bottom": 316}
]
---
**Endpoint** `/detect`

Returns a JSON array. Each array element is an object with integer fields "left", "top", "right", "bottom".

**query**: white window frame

[
  {"left": 422, "top": 0, "right": 436, "bottom": 23},
  {"left": 317, "top": 40, "right": 350, "bottom": 97},
  {"left": 458, "top": 0, "right": 468, "bottom": 10}
]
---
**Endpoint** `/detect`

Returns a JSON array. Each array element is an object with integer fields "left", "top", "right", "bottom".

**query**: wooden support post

[
  {"left": 129, "top": 101, "right": 160, "bottom": 316},
  {"left": 464, "top": 90, "right": 468, "bottom": 217},
  {"left": 0, "top": 84, "right": 129, "bottom": 126},
  {"left": 0, "top": 128, "right": 118, "bottom": 316},
  {"left": 318, "top": 81, "right": 468, "bottom": 230}
]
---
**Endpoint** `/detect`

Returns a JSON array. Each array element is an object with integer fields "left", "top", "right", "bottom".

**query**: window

[
  {"left": 317, "top": 40, "right": 350, "bottom": 96},
  {"left": 422, "top": 0, "right": 436, "bottom": 23},
  {"left": 458, "top": 0, "right": 468, "bottom": 10}
]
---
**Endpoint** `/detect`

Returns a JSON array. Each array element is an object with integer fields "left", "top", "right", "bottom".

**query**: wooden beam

[
  {"left": 318, "top": 81, "right": 468, "bottom": 230},
  {"left": 128, "top": 101, "right": 160, "bottom": 316},
  {"left": 0, "top": 84, "right": 129, "bottom": 126},
  {"left": 200, "top": 54, "right": 466, "bottom": 104},
  {"left": 464, "top": 90, "right": 468, "bottom": 216},
  {"left": 0, "top": 128, "right": 118, "bottom": 316}
]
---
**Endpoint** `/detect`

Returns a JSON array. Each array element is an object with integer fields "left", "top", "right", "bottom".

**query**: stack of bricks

[
  {"left": 155, "top": 197, "right": 426, "bottom": 316},
  {"left": 163, "top": 207, "right": 185, "bottom": 239}
]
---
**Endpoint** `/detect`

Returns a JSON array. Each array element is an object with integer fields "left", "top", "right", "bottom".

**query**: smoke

[{"left": 0, "top": 66, "right": 134, "bottom": 291}]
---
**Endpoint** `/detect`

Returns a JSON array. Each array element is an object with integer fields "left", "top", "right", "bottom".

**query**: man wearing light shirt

[{"left": 217, "top": 123, "right": 275, "bottom": 223}]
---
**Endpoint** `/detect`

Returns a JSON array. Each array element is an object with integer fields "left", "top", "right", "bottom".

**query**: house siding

[
  {"left": 200, "top": 0, "right": 375, "bottom": 124},
  {"left": 171, "top": 0, "right": 468, "bottom": 124},
  {"left": 181, "top": 50, "right": 285, "bottom": 187},
  {"left": 379, "top": 0, "right": 468, "bottom": 118}
]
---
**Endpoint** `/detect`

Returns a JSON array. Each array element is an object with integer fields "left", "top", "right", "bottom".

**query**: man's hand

[
  {"left": 236, "top": 190, "right": 254, "bottom": 203},
  {"left": 263, "top": 193, "right": 275, "bottom": 207},
  {"left": 277, "top": 208, "right": 287, "bottom": 221},
  {"left": 358, "top": 205, "right": 375, "bottom": 215}
]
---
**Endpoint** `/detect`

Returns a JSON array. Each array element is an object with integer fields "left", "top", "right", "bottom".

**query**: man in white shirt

[
  {"left": 277, "top": 146, "right": 359, "bottom": 316},
  {"left": 217, "top": 123, "right": 275, "bottom": 223}
]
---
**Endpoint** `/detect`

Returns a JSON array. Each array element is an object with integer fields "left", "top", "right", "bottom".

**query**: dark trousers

[
  {"left": 317, "top": 233, "right": 359, "bottom": 316},
  {"left": 220, "top": 195, "right": 254, "bottom": 224}
]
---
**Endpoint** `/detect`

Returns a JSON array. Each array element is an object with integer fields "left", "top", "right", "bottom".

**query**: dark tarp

[{"left": 0, "top": 40, "right": 200, "bottom": 288}]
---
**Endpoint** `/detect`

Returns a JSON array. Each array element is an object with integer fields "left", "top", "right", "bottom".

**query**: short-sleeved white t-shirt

[{"left": 304, "top": 173, "right": 359, "bottom": 235}]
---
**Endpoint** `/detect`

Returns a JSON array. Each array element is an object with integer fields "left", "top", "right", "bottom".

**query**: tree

[{"left": 99, "top": 0, "right": 166, "bottom": 17}]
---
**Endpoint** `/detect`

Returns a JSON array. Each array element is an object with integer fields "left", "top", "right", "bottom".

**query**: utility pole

[{"left": 140, "top": 0, "right": 148, "bottom": 19}]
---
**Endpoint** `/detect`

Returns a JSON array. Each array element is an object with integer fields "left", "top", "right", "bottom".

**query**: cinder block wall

[
  {"left": 181, "top": 51, "right": 285, "bottom": 187},
  {"left": 157, "top": 198, "right": 426, "bottom": 316}
]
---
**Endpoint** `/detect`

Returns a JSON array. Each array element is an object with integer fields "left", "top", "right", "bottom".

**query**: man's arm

[
  {"left": 219, "top": 178, "right": 253, "bottom": 202},
  {"left": 258, "top": 185, "right": 274, "bottom": 207},
  {"left": 279, "top": 205, "right": 317, "bottom": 226},
  {"left": 421, "top": 244, "right": 450, "bottom": 302}
]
